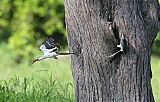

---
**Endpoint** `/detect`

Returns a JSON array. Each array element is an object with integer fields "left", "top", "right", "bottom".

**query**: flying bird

[{"left": 32, "top": 37, "right": 75, "bottom": 64}]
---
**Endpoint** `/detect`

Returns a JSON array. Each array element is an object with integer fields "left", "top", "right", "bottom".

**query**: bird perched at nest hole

[
  {"left": 107, "top": 34, "right": 126, "bottom": 58},
  {"left": 32, "top": 37, "right": 75, "bottom": 64}
]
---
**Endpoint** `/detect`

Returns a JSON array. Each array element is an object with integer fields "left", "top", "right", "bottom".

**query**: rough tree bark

[{"left": 64, "top": 0, "right": 159, "bottom": 102}]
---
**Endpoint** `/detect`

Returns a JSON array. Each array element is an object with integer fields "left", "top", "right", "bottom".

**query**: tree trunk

[{"left": 64, "top": 0, "right": 159, "bottom": 102}]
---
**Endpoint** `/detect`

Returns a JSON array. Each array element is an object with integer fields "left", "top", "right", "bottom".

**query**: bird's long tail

[
  {"left": 58, "top": 52, "right": 75, "bottom": 55},
  {"left": 106, "top": 50, "right": 121, "bottom": 58}
]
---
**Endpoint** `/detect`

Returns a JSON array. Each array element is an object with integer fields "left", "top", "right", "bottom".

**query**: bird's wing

[
  {"left": 43, "top": 37, "right": 58, "bottom": 49},
  {"left": 45, "top": 37, "right": 56, "bottom": 48},
  {"left": 39, "top": 37, "right": 58, "bottom": 54}
]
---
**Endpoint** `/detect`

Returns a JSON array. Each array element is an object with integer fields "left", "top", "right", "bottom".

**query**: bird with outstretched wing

[{"left": 32, "top": 37, "right": 74, "bottom": 64}]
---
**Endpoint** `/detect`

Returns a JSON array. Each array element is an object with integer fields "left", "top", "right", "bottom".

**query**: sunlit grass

[
  {"left": 0, "top": 44, "right": 72, "bottom": 83},
  {"left": 0, "top": 44, "right": 160, "bottom": 101},
  {"left": 151, "top": 56, "right": 160, "bottom": 102},
  {"left": 0, "top": 56, "right": 73, "bottom": 83},
  {"left": 0, "top": 76, "right": 74, "bottom": 102},
  {"left": 0, "top": 45, "right": 74, "bottom": 101}
]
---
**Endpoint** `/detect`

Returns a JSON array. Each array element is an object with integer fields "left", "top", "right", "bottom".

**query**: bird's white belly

[{"left": 44, "top": 52, "right": 58, "bottom": 58}]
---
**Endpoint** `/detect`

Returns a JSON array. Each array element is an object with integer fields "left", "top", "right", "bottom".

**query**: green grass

[
  {"left": 0, "top": 57, "right": 75, "bottom": 102},
  {"left": 151, "top": 56, "right": 160, "bottom": 102},
  {"left": 0, "top": 44, "right": 160, "bottom": 101},
  {"left": 0, "top": 76, "right": 74, "bottom": 102},
  {"left": 0, "top": 45, "right": 74, "bottom": 102},
  {"left": 0, "top": 44, "right": 73, "bottom": 84}
]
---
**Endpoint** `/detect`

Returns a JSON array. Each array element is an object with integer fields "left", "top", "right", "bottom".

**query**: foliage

[
  {"left": 0, "top": 0, "right": 66, "bottom": 63},
  {"left": 152, "top": 0, "right": 160, "bottom": 55},
  {"left": 0, "top": 0, "right": 160, "bottom": 63},
  {"left": 152, "top": 32, "right": 160, "bottom": 56}
]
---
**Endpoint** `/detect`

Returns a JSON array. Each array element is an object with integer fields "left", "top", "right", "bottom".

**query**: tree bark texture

[{"left": 64, "top": 0, "right": 159, "bottom": 102}]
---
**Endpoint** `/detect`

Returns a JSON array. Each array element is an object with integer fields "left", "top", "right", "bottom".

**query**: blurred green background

[
  {"left": 0, "top": 0, "right": 66, "bottom": 63},
  {"left": 0, "top": 0, "right": 159, "bottom": 101}
]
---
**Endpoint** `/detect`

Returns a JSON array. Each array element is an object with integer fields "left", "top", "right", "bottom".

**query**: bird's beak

[{"left": 32, "top": 59, "right": 38, "bottom": 64}]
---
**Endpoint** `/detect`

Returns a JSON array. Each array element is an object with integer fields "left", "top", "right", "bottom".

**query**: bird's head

[{"left": 32, "top": 58, "right": 39, "bottom": 64}]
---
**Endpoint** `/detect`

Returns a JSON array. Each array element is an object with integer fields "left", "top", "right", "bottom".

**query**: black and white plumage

[
  {"left": 32, "top": 37, "right": 74, "bottom": 64},
  {"left": 107, "top": 34, "right": 126, "bottom": 58},
  {"left": 42, "top": 37, "right": 58, "bottom": 50},
  {"left": 117, "top": 34, "right": 125, "bottom": 53}
]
